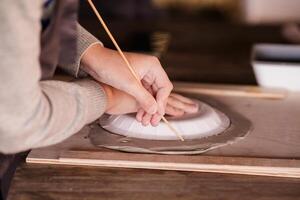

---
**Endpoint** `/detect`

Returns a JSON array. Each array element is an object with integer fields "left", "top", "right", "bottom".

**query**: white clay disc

[{"left": 99, "top": 100, "right": 230, "bottom": 140}]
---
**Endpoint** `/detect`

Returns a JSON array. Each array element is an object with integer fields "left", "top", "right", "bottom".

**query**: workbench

[
  {"left": 7, "top": 19, "right": 300, "bottom": 200},
  {"left": 8, "top": 82, "right": 300, "bottom": 200}
]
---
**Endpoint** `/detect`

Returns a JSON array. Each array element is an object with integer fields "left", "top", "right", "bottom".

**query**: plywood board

[{"left": 27, "top": 82, "right": 300, "bottom": 178}]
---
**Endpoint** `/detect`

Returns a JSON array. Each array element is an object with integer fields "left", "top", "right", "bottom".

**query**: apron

[{"left": 0, "top": 1, "right": 78, "bottom": 199}]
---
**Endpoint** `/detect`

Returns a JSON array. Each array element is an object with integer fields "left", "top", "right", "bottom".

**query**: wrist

[
  {"left": 101, "top": 83, "right": 114, "bottom": 112},
  {"left": 80, "top": 43, "right": 105, "bottom": 74}
]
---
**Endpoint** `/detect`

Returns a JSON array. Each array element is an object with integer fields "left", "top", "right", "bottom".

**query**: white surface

[
  {"left": 253, "top": 63, "right": 300, "bottom": 91},
  {"left": 99, "top": 100, "right": 230, "bottom": 140},
  {"left": 241, "top": 0, "right": 300, "bottom": 24},
  {"left": 252, "top": 44, "right": 300, "bottom": 91}
]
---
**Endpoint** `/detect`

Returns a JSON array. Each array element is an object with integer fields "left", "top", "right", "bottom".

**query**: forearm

[{"left": 0, "top": 78, "right": 107, "bottom": 154}]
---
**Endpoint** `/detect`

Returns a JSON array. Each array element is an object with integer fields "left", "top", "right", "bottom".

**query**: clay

[
  {"left": 99, "top": 100, "right": 230, "bottom": 140},
  {"left": 90, "top": 96, "right": 251, "bottom": 155}
]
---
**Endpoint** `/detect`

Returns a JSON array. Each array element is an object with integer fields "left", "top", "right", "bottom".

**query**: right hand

[{"left": 81, "top": 45, "right": 173, "bottom": 126}]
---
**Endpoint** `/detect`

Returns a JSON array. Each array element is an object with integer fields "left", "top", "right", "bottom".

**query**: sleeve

[
  {"left": 58, "top": 23, "right": 104, "bottom": 78},
  {"left": 0, "top": 1, "right": 107, "bottom": 154}
]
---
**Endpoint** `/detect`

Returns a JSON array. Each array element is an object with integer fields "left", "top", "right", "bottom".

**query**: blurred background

[{"left": 78, "top": 0, "right": 300, "bottom": 85}]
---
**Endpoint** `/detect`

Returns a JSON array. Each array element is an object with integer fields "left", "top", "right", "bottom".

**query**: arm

[{"left": 0, "top": 1, "right": 107, "bottom": 154}]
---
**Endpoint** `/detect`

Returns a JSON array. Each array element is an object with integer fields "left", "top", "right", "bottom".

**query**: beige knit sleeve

[
  {"left": 59, "top": 23, "right": 103, "bottom": 77},
  {"left": 0, "top": 1, "right": 107, "bottom": 154}
]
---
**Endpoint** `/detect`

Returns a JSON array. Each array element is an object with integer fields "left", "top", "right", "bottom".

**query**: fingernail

[
  {"left": 150, "top": 113, "right": 161, "bottom": 126},
  {"left": 151, "top": 117, "right": 159, "bottom": 127}
]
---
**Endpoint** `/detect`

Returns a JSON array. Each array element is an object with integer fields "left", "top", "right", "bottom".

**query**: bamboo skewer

[{"left": 87, "top": 0, "right": 184, "bottom": 141}]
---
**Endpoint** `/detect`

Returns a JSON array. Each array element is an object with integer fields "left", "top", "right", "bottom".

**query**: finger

[
  {"left": 170, "top": 93, "right": 196, "bottom": 104},
  {"left": 129, "top": 82, "right": 158, "bottom": 115},
  {"left": 168, "top": 96, "right": 199, "bottom": 113},
  {"left": 183, "top": 102, "right": 199, "bottom": 113},
  {"left": 141, "top": 79, "right": 154, "bottom": 95},
  {"left": 165, "top": 104, "right": 185, "bottom": 117},
  {"left": 142, "top": 112, "right": 152, "bottom": 126},
  {"left": 156, "top": 85, "right": 172, "bottom": 116},
  {"left": 150, "top": 113, "right": 162, "bottom": 126},
  {"left": 140, "top": 61, "right": 173, "bottom": 116},
  {"left": 136, "top": 108, "right": 144, "bottom": 122},
  {"left": 149, "top": 66, "right": 173, "bottom": 116},
  {"left": 167, "top": 96, "right": 188, "bottom": 111}
]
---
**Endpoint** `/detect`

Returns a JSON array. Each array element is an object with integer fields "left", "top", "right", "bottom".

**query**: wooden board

[
  {"left": 173, "top": 82, "right": 287, "bottom": 99},
  {"left": 27, "top": 82, "right": 300, "bottom": 178},
  {"left": 28, "top": 149, "right": 300, "bottom": 178}
]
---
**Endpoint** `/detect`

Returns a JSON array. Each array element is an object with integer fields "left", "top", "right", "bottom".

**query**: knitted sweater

[{"left": 0, "top": 1, "right": 107, "bottom": 154}]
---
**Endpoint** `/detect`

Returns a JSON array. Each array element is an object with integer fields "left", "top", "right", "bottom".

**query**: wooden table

[
  {"left": 8, "top": 164, "right": 300, "bottom": 200},
  {"left": 7, "top": 17, "right": 300, "bottom": 200}
]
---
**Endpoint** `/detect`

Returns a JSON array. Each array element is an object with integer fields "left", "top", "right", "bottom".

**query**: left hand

[
  {"left": 165, "top": 93, "right": 199, "bottom": 117},
  {"left": 102, "top": 83, "right": 198, "bottom": 126}
]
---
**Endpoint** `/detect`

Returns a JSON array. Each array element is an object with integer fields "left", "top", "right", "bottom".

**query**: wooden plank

[
  {"left": 10, "top": 163, "right": 300, "bottom": 200},
  {"left": 27, "top": 150, "right": 300, "bottom": 178},
  {"left": 173, "top": 82, "right": 287, "bottom": 99}
]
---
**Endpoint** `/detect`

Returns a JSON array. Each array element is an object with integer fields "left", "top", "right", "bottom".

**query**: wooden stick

[
  {"left": 161, "top": 117, "right": 184, "bottom": 141},
  {"left": 86, "top": 0, "right": 184, "bottom": 141}
]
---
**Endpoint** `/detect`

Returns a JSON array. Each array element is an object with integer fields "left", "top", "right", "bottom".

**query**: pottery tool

[{"left": 87, "top": 0, "right": 184, "bottom": 141}]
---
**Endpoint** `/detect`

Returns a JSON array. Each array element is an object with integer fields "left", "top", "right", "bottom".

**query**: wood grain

[{"left": 8, "top": 164, "right": 300, "bottom": 200}]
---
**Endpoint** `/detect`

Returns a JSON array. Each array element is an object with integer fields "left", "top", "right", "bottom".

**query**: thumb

[{"left": 131, "top": 84, "right": 158, "bottom": 114}]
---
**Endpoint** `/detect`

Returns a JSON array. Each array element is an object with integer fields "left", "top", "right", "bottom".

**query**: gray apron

[{"left": 0, "top": 1, "right": 78, "bottom": 199}]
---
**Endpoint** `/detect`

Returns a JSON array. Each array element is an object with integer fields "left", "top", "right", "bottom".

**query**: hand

[
  {"left": 101, "top": 85, "right": 199, "bottom": 126},
  {"left": 81, "top": 45, "right": 173, "bottom": 125},
  {"left": 137, "top": 93, "right": 199, "bottom": 125},
  {"left": 101, "top": 83, "right": 139, "bottom": 115},
  {"left": 165, "top": 93, "right": 199, "bottom": 117}
]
